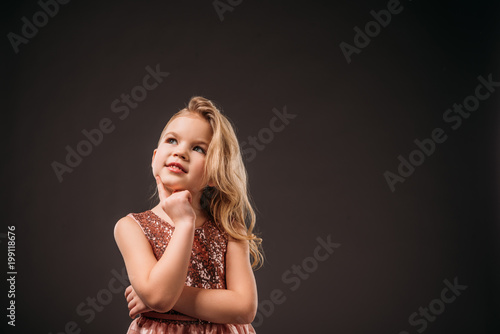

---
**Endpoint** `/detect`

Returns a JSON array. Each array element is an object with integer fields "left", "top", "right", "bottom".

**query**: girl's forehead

[{"left": 165, "top": 115, "right": 213, "bottom": 138}]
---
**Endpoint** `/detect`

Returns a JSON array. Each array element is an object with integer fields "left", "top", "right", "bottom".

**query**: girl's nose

[
  {"left": 174, "top": 152, "right": 186, "bottom": 159},
  {"left": 173, "top": 147, "right": 188, "bottom": 160}
]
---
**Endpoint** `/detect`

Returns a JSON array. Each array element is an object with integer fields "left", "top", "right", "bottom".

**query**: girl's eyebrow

[{"left": 164, "top": 131, "right": 209, "bottom": 146}]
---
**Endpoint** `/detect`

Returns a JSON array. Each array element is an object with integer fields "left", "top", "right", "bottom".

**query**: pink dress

[{"left": 125, "top": 210, "right": 256, "bottom": 334}]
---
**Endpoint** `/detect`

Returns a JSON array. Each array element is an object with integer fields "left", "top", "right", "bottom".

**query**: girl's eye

[
  {"left": 194, "top": 146, "right": 206, "bottom": 154},
  {"left": 166, "top": 138, "right": 205, "bottom": 154}
]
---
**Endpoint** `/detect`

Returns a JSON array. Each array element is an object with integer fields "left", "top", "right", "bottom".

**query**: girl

[{"left": 114, "top": 96, "right": 263, "bottom": 333}]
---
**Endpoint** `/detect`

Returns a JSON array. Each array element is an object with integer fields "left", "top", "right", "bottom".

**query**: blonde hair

[{"left": 154, "top": 96, "right": 264, "bottom": 269}]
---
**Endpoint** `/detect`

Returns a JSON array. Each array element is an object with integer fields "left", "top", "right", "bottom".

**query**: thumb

[{"left": 181, "top": 190, "right": 192, "bottom": 204}]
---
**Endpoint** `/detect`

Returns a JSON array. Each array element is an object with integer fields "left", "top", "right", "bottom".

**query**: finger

[
  {"left": 184, "top": 190, "right": 192, "bottom": 204},
  {"left": 155, "top": 175, "right": 165, "bottom": 200},
  {"left": 130, "top": 305, "right": 140, "bottom": 319},
  {"left": 155, "top": 175, "right": 168, "bottom": 202},
  {"left": 126, "top": 291, "right": 134, "bottom": 302},
  {"left": 176, "top": 190, "right": 192, "bottom": 203},
  {"left": 124, "top": 285, "right": 131, "bottom": 297}
]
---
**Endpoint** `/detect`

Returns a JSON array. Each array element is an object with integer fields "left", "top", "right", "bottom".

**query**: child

[{"left": 114, "top": 96, "right": 263, "bottom": 333}]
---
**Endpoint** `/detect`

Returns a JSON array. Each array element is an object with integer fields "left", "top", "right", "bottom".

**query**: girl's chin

[
  {"left": 164, "top": 184, "right": 185, "bottom": 191},
  {"left": 162, "top": 181, "right": 188, "bottom": 192}
]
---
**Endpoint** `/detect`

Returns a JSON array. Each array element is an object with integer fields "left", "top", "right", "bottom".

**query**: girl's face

[{"left": 152, "top": 114, "right": 213, "bottom": 195}]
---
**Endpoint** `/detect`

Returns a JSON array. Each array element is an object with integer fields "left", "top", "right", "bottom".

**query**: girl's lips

[
  {"left": 167, "top": 166, "right": 185, "bottom": 174},
  {"left": 166, "top": 162, "right": 187, "bottom": 173}
]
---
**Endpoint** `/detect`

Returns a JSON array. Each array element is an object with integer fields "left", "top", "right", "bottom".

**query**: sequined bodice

[{"left": 128, "top": 210, "right": 228, "bottom": 290}]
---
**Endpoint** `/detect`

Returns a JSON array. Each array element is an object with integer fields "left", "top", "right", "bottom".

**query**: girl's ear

[
  {"left": 151, "top": 149, "right": 157, "bottom": 166},
  {"left": 206, "top": 177, "right": 215, "bottom": 188}
]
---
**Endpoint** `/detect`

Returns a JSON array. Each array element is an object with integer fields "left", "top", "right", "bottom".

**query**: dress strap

[{"left": 127, "top": 213, "right": 146, "bottom": 235}]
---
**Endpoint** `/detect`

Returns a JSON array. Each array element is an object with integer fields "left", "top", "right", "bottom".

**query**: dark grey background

[{"left": 2, "top": 0, "right": 499, "bottom": 333}]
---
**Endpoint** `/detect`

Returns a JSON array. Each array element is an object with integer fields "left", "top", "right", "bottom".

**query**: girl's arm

[
  {"left": 171, "top": 232, "right": 258, "bottom": 324},
  {"left": 114, "top": 216, "right": 194, "bottom": 313},
  {"left": 114, "top": 177, "right": 196, "bottom": 313},
  {"left": 124, "top": 235, "right": 258, "bottom": 323}
]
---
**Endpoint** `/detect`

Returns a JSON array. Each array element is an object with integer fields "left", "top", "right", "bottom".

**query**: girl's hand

[
  {"left": 155, "top": 175, "right": 196, "bottom": 227},
  {"left": 125, "top": 285, "right": 152, "bottom": 319}
]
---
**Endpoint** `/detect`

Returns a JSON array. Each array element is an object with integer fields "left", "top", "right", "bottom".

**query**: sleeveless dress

[{"left": 125, "top": 210, "right": 256, "bottom": 334}]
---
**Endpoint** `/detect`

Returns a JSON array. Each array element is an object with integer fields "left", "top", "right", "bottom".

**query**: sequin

[
  {"left": 125, "top": 210, "right": 256, "bottom": 333},
  {"left": 128, "top": 210, "right": 227, "bottom": 289}
]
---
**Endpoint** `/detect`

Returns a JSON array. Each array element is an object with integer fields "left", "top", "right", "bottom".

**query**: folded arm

[
  {"left": 114, "top": 216, "right": 195, "bottom": 312},
  {"left": 172, "top": 235, "right": 258, "bottom": 324},
  {"left": 123, "top": 232, "right": 258, "bottom": 324}
]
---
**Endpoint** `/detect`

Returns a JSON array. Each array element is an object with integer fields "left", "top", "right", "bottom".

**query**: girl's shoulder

[
  {"left": 122, "top": 210, "right": 164, "bottom": 234},
  {"left": 114, "top": 213, "right": 142, "bottom": 235},
  {"left": 125, "top": 210, "right": 149, "bottom": 222},
  {"left": 113, "top": 210, "right": 155, "bottom": 239},
  {"left": 122, "top": 210, "right": 158, "bottom": 227},
  {"left": 113, "top": 213, "right": 148, "bottom": 252}
]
